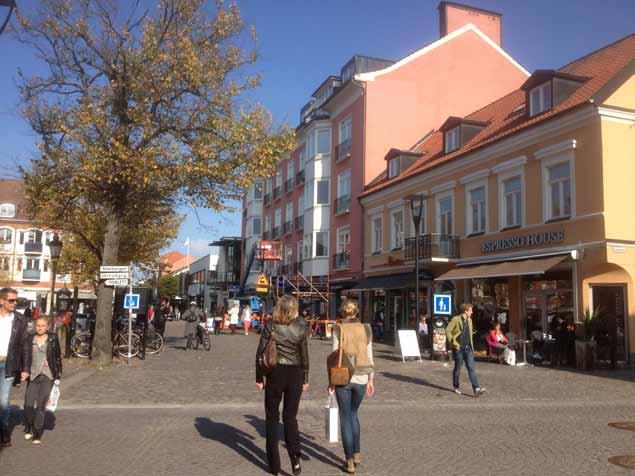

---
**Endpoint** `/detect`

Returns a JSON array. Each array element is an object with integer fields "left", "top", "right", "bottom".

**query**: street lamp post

[
  {"left": 47, "top": 233, "right": 63, "bottom": 313},
  {"left": 406, "top": 194, "right": 427, "bottom": 333},
  {"left": 0, "top": 1, "right": 16, "bottom": 37}
]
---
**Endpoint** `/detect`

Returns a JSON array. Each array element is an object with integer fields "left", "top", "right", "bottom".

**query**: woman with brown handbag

[
  {"left": 328, "top": 299, "right": 375, "bottom": 474},
  {"left": 255, "top": 295, "right": 309, "bottom": 476}
]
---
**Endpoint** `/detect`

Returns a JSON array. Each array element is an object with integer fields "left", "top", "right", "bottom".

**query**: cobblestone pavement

[{"left": 1, "top": 322, "right": 634, "bottom": 475}]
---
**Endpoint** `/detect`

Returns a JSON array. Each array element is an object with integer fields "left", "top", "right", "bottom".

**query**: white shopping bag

[
  {"left": 324, "top": 394, "right": 339, "bottom": 443},
  {"left": 46, "top": 380, "right": 61, "bottom": 413}
]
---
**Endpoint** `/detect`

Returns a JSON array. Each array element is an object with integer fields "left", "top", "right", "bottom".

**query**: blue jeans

[
  {"left": 0, "top": 366, "right": 15, "bottom": 430},
  {"left": 452, "top": 347, "right": 480, "bottom": 391},
  {"left": 335, "top": 383, "right": 366, "bottom": 460}
]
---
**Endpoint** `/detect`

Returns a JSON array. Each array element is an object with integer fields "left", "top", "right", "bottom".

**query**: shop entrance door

[{"left": 592, "top": 286, "right": 628, "bottom": 367}]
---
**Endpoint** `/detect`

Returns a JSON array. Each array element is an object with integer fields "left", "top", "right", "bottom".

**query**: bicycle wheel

[
  {"left": 146, "top": 333, "right": 164, "bottom": 355},
  {"left": 113, "top": 333, "right": 140, "bottom": 359},
  {"left": 71, "top": 332, "right": 91, "bottom": 359},
  {"left": 203, "top": 333, "right": 211, "bottom": 351}
]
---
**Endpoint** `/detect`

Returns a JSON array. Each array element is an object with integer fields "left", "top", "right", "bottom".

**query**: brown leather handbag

[
  {"left": 260, "top": 332, "right": 277, "bottom": 374},
  {"left": 327, "top": 324, "right": 354, "bottom": 387}
]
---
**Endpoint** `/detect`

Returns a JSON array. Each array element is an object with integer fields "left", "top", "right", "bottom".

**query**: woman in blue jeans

[{"left": 329, "top": 299, "right": 375, "bottom": 474}]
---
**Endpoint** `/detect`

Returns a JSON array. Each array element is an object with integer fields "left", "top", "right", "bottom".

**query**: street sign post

[
  {"left": 105, "top": 279, "right": 129, "bottom": 287},
  {"left": 124, "top": 294, "right": 140, "bottom": 310},
  {"left": 100, "top": 266, "right": 130, "bottom": 273},
  {"left": 100, "top": 272, "right": 129, "bottom": 280}
]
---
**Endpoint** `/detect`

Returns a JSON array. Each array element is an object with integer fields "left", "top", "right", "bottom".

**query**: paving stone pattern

[{"left": 2, "top": 322, "right": 634, "bottom": 475}]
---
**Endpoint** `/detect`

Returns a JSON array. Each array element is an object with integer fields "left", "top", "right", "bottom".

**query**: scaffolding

[{"left": 273, "top": 273, "right": 331, "bottom": 319}]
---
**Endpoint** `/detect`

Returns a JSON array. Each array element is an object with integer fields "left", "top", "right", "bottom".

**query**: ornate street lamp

[
  {"left": 47, "top": 233, "right": 63, "bottom": 313},
  {"left": 0, "top": 1, "right": 16, "bottom": 37},
  {"left": 405, "top": 193, "right": 427, "bottom": 333}
]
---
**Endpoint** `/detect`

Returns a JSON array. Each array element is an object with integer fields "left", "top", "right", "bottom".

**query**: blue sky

[{"left": 1, "top": 0, "right": 634, "bottom": 257}]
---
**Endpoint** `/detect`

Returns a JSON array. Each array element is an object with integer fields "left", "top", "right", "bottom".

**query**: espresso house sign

[{"left": 482, "top": 230, "right": 565, "bottom": 253}]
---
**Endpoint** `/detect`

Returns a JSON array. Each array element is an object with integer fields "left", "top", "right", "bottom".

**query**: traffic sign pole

[{"left": 128, "top": 262, "right": 133, "bottom": 366}]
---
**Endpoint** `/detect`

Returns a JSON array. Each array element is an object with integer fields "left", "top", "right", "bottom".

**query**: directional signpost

[{"left": 99, "top": 264, "right": 134, "bottom": 364}]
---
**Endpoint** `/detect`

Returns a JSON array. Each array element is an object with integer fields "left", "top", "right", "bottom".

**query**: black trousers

[
  {"left": 24, "top": 375, "right": 53, "bottom": 432},
  {"left": 264, "top": 364, "right": 303, "bottom": 474}
]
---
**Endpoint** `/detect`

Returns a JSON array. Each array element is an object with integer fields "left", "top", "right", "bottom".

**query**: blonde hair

[
  {"left": 273, "top": 294, "right": 298, "bottom": 325},
  {"left": 35, "top": 315, "right": 51, "bottom": 326},
  {"left": 339, "top": 299, "right": 359, "bottom": 319},
  {"left": 460, "top": 303, "right": 473, "bottom": 313}
]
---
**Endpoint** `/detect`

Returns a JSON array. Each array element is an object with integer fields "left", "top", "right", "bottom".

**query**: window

[
  {"left": 25, "top": 258, "right": 40, "bottom": 270},
  {"left": 437, "top": 194, "right": 453, "bottom": 235},
  {"left": 316, "top": 129, "right": 331, "bottom": 155},
  {"left": 445, "top": 127, "right": 460, "bottom": 153},
  {"left": 0, "top": 228, "right": 12, "bottom": 244},
  {"left": 297, "top": 241, "right": 303, "bottom": 262},
  {"left": 317, "top": 179, "right": 330, "bottom": 205},
  {"left": 336, "top": 227, "right": 351, "bottom": 253},
  {"left": 546, "top": 161, "right": 572, "bottom": 220},
  {"left": 274, "top": 208, "right": 282, "bottom": 228},
  {"left": 251, "top": 217, "right": 262, "bottom": 236},
  {"left": 298, "top": 148, "right": 305, "bottom": 171},
  {"left": 337, "top": 170, "right": 351, "bottom": 199},
  {"left": 43, "top": 259, "right": 49, "bottom": 272},
  {"left": 388, "top": 158, "right": 400, "bottom": 179},
  {"left": 253, "top": 181, "right": 263, "bottom": 200},
  {"left": 0, "top": 204, "right": 15, "bottom": 218},
  {"left": 390, "top": 209, "right": 404, "bottom": 250},
  {"left": 266, "top": 178, "right": 272, "bottom": 194},
  {"left": 285, "top": 202, "right": 293, "bottom": 223},
  {"left": 298, "top": 195, "right": 304, "bottom": 215},
  {"left": 467, "top": 185, "right": 487, "bottom": 234},
  {"left": 0, "top": 257, "right": 9, "bottom": 271},
  {"left": 315, "top": 231, "right": 328, "bottom": 257},
  {"left": 306, "top": 136, "right": 315, "bottom": 160},
  {"left": 502, "top": 176, "right": 522, "bottom": 228},
  {"left": 339, "top": 118, "right": 352, "bottom": 144},
  {"left": 285, "top": 245, "right": 293, "bottom": 266},
  {"left": 275, "top": 170, "right": 282, "bottom": 188},
  {"left": 264, "top": 216, "right": 271, "bottom": 233},
  {"left": 287, "top": 161, "right": 295, "bottom": 183},
  {"left": 409, "top": 202, "right": 427, "bottom": 237},
  {"left": 371, "top": 215, "right": 383, "bottom": 254},
  {"left": 529, "top": 82, "right": 552, "bottom": 117}
]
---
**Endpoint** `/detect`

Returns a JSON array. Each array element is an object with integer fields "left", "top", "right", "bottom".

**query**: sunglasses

[{"left": 5, "top": 299, "right": 17, "bottom": 303}]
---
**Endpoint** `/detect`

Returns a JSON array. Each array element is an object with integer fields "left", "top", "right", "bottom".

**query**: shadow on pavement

[
  {"left": 194, "top": 417, "right": 270, "bottom": 473},
  {"left": 380, "top": 371, "right": 455, "bottom": 394},
  {"left": 244, "top": 414, "right": 343, "bottom": 469}
]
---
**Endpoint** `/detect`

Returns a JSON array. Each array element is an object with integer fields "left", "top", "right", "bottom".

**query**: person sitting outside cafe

[{"left": 488, "top": 323, "right": 516, "bottom": 366}]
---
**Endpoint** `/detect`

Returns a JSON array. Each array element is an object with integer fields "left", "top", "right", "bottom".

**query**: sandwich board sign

[{"left": 398, "top": 330, "right": 422, "bottom": 362}]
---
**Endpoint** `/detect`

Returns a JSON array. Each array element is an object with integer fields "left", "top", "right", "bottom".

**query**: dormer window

[
  {"left": 445, "top": 127, "right": 460, "bottom": 153},
  {"left": 385, "top": 149, "right": 424, "bottom": 179},
  {"left": 529, "top": 82, "right": 552, "bottom": 117},
  {"left": 0, "top": 203, "right": 15, "bottom": 218},
  {"left": 388, "top": 158, "right": 400, "bottom": 178}
]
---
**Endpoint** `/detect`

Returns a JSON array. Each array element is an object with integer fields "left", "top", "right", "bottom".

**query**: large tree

[{"left": 16, "top": 0, "right": 294, "bottom": 363}]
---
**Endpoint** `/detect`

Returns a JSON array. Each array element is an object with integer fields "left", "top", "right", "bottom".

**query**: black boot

[
  {"left": 0, "top": 426, "right": 11, "bottom": 447},
  {"left": 24, "top": 424, "right": 34, "bottom": 441},
  {"left": 290, "top": 454, "right": 302, "bottom": 475},
  {"left": 32, "top": 429, "right": 43, "bottom": 444}
]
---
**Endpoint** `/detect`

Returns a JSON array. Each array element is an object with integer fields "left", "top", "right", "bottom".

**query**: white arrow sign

[
  {"left": 100, "top": 266, "right": 130, "bottom": 273},
  {"left": 100, "top": 272, "right": 130, "bottom": 279},
  {"left": 105, "top": 279, "right": 129, "bottom": 287}
]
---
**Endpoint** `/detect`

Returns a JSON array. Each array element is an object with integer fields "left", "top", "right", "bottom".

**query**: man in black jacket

[{"left": 0, "top": 287, "right": 28, "bottom": 447}]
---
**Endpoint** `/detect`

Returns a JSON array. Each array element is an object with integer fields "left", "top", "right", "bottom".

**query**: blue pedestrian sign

[
  {"left": 433, "top": 294, "right": 452, "bottom": 315},
  {"left": 124, "top": 294, "right": 140, "bottom": 310}
]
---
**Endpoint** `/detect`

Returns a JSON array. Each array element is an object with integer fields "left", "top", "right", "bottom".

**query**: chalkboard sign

[{"left": 398, "top": 330, "right": 422, "bottom": 362}]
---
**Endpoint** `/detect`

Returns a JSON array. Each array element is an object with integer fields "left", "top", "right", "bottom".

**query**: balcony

[
  {"left": 335, "top": 139, "right": 352, "bottom": 162},
  {"left": 294, "top": 215, "right": 304, "bottom": 231},
  {"left": 332, "top": 250, "right": 351, "bottom": 269},
  {"left": 335, "top": 195, "right": 351, "bottom": 215},
  {"left": 272, "top": 226, "right": 281, "bottom": 239},
  {"left": 404, "top": 234, "right": 460, "bottom": 261},
  {"left": 285, "top": 179, "right": 294, "bottom": 193},
  {"left": 263, "top": 193, "right": 271, "bottom": 205},
  {"left": 283, "top": 221, "right": 293, "bottom": 235},
  {"left": 22, "top": 269, "right": 41, "bottom": 281},
  {"left": 24, "top": 242, "right": 43, "bottom": 254},
  {"left": 295, "top": 169, "right": 305, "bottom": 186},
  {"left": 273, "top": 186, "right": 282, "bottom": 200}
]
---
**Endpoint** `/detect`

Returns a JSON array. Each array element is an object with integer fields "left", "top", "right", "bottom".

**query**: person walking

[
  {"left": 228, "top": 302, "right": 240, "bottom": 334},
  {"left": 256, "top": 295, "right": 308, "bottom": 476},
  {"left": 329, "top": 300, "right": 375, "bottom": 474},
  {"left": 181, "top": 301, "right": 203, "bottom": 350},
  {"left": 241, "top": 304, "right": 252, "bottom": 335},
  {"left": 21, "top": 316, "right": 62, "bottom": 444},
  {"left": 0, "top": 287, "right": 29, "bottom": 447},
  {"left": 446, "top": 303, "right": 486, "bottom": 397}
]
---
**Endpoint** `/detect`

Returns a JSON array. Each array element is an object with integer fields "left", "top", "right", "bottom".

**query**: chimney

[{"left": 438, "top": 2, "right": 502, "bottom": 46}]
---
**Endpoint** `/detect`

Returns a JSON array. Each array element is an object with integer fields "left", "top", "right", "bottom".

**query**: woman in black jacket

[
  {"left": 20, "top": 316, "right": 62, "bottom": 444},
  {"left": 256, "top": 295, "right": 309, "bottom": 476}
]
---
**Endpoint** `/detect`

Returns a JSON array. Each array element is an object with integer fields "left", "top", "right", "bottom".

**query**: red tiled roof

[{"left": 362, "top": 34, "right": 635, "bottom": 198}]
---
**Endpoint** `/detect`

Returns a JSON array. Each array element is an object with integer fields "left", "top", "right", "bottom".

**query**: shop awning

[
  {"left": 351, "top": 271, "right": 433, "bottom": 291},
  {"left": 434, "top": 255, "right": 568, "bottom": 281}
]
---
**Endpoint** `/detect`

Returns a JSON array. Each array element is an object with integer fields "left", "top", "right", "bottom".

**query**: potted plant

[{"left": 575, "top": 307, "right": 601, "bottom": 371}]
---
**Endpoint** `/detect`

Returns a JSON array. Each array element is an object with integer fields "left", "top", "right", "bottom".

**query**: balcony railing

[
  {"left": 285, "top": 179, "right": 294, "bottom": 193},
  {"left": 294, "top": 215, "right": 304, "bottom": 231},
  {"left": 24, "top": 242, "right": 43, "bottom": 254},
  {"left": 404, "top": 234, "right": 460, "bottom": 261},
  {"left": 332, "top": 250, "right": 351, "bottom": 269},
  {"left": 273, "top": 186, "right": 282, "bottom": 199},
  {"left": 295, "top": 169, "right": 305, "bottom": 186},
  {"left": 335, "top": 139, "right": 352, "bottom": 162},
  {"left": 22, "top": 269, "right": 41, "bottom": 281},
  {"left": 283, "top": 221, "right": 293, "bottom": 235},
  {"left": 335, "top": 195, "right": 351, "bottom": 215},
  {"left": 263, "top": 193, "right": 271, "bottom": 205},
  {"left": 272, "top": 226, "right": 281, "bottom": 239}
]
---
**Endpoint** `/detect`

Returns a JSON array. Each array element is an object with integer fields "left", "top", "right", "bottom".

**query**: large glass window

[
  {"left": 502, "top": 176, "right": 522, "bottom": 228},
  {"left": 468, "top": 186, "right": 486, "bottom": 234},
  {"left": 437, "top": 195, "right": 453, "bottom": 234},
  {"left": 317, "top": 129, "right": 331, "bottom": 155},
  {"left": 547, "top": 161, "right": 571, "bottom": 219},
  {"left": 317, "top": 179, "right": 330, "bottom": 205},
  {"left": 315, "top": 231, "right": 328, "bottom": 257},
  {"left": 371, "top": 216, "right": 383, "bottom": 253},
  {"left": 390, "top": 209, "right": 404, "bottom": 250}
]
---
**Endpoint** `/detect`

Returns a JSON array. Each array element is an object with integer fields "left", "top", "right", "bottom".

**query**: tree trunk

[{"left": 93, "top": 215, "right": 122, "bottom": 365}]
